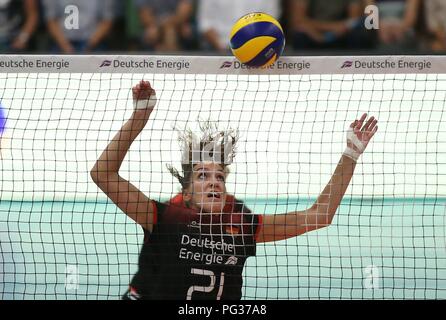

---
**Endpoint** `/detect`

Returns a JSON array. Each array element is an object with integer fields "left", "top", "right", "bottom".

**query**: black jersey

[{"left": 127, "top": 199, "right": 262, "bottom": 300}]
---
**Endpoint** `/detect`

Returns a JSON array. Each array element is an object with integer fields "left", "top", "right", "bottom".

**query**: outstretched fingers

[
  {"left": 349, "top": 113, "right": 379, "bottom": 144},
  {"left": 362, "top": 116, "right": 375, "bottom": 132},
  {"left": 351, "top": 113, "right": 367, "bottom": 129},
  {"left": 363, "top": 116, "right": 378, "bottom": 139},
  {"left": 355, "top": 113, "right": 367, "bottom": 130},
  {"left": 367, "top": 123, "right": 378, "bottom": 139}
]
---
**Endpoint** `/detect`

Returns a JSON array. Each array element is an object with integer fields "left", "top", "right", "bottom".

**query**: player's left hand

[{"left": 344, "top": 113, "right": 378, "bottom": 161}]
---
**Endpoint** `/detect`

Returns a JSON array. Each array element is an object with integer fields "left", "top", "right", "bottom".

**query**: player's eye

[
  {"left": 198, "top": 172, "right": 206, "bottom": 180},
  {"left": 217, "top": 175, "right": 225, "bottom": 182}
]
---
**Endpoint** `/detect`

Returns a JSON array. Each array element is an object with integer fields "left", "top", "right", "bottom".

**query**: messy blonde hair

[{"left": 166, "top": 120, "right": 239, "bottom": 191}]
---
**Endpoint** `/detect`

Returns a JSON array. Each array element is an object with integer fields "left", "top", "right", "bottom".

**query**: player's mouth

[{"left": 206, "top": 192, "right": 221, "bottom": 199}]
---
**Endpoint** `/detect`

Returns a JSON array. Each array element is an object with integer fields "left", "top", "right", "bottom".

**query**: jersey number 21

[{"left": 186, "top": 268, "right": 225, "bottom": 300}]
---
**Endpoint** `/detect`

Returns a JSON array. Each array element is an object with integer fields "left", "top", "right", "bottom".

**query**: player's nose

[{"left": 208, "top": 177, "right": 222, "bottom": 191}]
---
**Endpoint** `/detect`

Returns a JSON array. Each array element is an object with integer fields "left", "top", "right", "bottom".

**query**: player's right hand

[{"left": 132, "top": 80, "right": 157, "bottom": 110}]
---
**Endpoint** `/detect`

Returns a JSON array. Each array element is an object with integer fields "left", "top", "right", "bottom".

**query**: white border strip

[{"left": 0, "top": 55, "right": 445, "bottom": 74}]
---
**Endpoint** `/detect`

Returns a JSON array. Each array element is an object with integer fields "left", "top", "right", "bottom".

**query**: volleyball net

[{"left": 0, "top": 55, "right": 445, "bottom": 299}]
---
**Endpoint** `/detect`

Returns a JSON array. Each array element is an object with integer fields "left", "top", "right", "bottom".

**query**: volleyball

[{"left": 230, "top": 12, "right": 285, "bottom": 68}]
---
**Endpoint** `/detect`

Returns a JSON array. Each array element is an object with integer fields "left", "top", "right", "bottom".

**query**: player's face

[{"left": 184, "top": 162, "right": 227, "bottom": 213}]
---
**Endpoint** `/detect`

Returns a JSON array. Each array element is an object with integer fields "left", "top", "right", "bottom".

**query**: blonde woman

[{"left": 91, "top": 80, "right": 378, "bottom": 300}]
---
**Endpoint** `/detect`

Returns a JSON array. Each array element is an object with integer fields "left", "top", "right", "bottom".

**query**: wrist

[
  {"left": 133, "top": 95, "right": 157, "bottom": 110},
  {"left": 343, "top": 147, "right": 360, "bottom": 162}
]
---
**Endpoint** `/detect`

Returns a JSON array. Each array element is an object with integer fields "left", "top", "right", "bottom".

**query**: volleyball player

[{"left": 90, "top": 80, "right": 378, "bottom": 300}]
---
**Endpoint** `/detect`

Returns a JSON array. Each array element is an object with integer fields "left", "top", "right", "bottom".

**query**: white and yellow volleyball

[{"left": 230, "top": 12, "right": 285, "bottom": 68}]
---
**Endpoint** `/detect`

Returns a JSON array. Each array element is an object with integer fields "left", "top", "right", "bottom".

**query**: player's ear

[
  {"left": 182, "top": 186, "right": 192, "bottom": 202},
  {"left": 183, "top": 193, "right": 191, "bottom": 202}
]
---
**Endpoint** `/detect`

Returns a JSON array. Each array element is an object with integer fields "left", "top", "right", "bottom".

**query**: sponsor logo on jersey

[
  {"left": 187, "top": 220, "right": 200, "bottom": 229},
  {"left": 128, "top": 287, "right": 141, "bottom": 300},
  {"left": 225, "top": 256, "right": 238, "bottom": 265}
]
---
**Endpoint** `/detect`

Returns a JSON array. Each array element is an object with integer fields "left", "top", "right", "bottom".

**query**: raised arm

[
  {"left": 257, "top": 113, "right": 378, "bottom": 243},
  {"left": 90, "top": 81, "right": 157, "bottom": 232}
]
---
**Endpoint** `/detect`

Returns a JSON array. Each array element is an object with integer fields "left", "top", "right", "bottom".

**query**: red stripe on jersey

[
  {"left": 255, "top": 214, "right": 263, "bottom": 243},
  {"left": 151, "top": 200, "right": 158, "bottom": 226}
]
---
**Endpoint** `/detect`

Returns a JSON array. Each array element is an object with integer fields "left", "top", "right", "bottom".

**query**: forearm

[
  {"left": 176, "top": 1, "right": 193, "bottom": 25},
  {"left": 87, "top": 20, "right": 113, "bottom": 50},
  {"left": 258, "top": 113, "right": 377, "bottom": 243},
  {"left": 140, "top": 7, "right": 157, "bottom": 29},
  {"left": 203, "top": 29, "right": 224, "bottom": 51},
  {"left": 312, "top": 155, "right": 356, "bottom": 223},
  {"left": 261, "top": 155, "right": 356, "bottom": 242},
  {"left": 19, "top": 0, "right": 38, "bottom": 38},
  {"left": 91, "top": 109, "right": 152, "bottom": 178},
  {"left": 402, "top": 0, "right": 419, "bottom": 29},
  {"left": 47, "top": 20, "right": 72, "bottom": 51}
]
